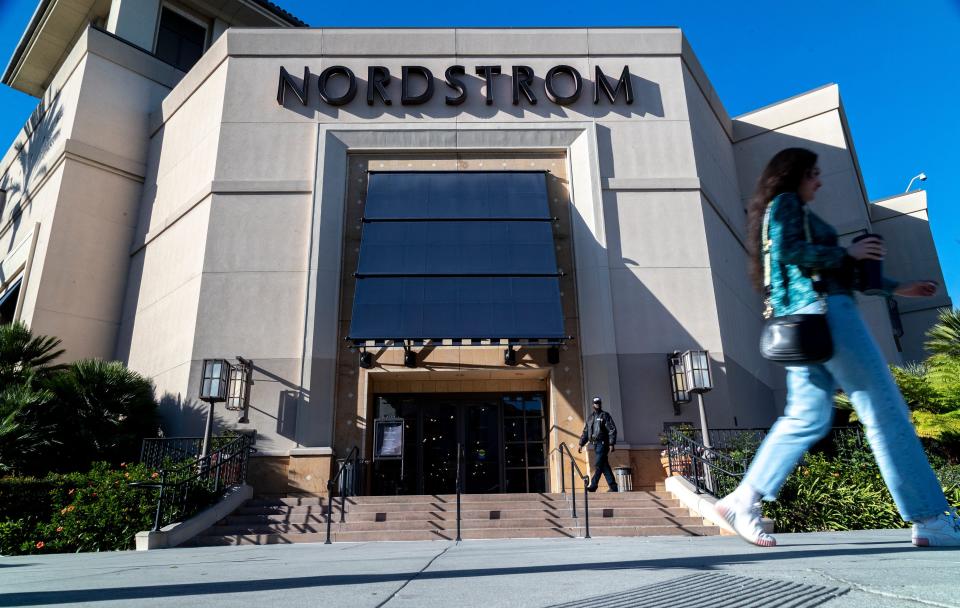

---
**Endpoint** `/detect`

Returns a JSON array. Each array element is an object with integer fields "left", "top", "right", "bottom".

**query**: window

[
  {"left": 348, "top": 171, "right": 565, "bottom": 343},
  {"left": 0, "top": 278, "right": 22, "bottom": 325},
  {"left": 154, "top": 6, "right": 208, "bottom": 72}
]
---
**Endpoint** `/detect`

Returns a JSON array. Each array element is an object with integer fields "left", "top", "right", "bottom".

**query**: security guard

[{"left": 578, "top": 397, "right": 618, "bottom": 492}]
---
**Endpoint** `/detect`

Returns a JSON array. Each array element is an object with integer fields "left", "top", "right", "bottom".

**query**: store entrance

[{"left": 371, "top": 393, "right": 548, "bottom": 496}]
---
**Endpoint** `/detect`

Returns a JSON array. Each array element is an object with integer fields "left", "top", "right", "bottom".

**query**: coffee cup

[{"left": 852, "top": 233, "right": 885, "bottom": 295}]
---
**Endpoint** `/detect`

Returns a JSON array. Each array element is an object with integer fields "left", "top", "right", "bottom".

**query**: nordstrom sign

[{"left": 277, "top": 65, "right": 635, "bottom": 107}]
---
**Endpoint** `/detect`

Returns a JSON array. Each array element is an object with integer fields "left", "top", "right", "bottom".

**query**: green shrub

[
  {"left": 763, "top": 453, "right": 905, "bottom": 533},
  {"left": 0, "top": 520, "right": 31, "bottom": 556},
  {"left": 757, "top": 435, "right": 960, "bottom": 533},
  {"left": 0, "top": 476, "right": 55, "bottom": 521},
  {"left": 891, "top": 363, "right": 941, "bottom": 413},
  {"left": 0, "top": 460, "right": 230, "bottom": 555},
  {"left": 0, "top": 462, "right": 158, "bottom": 555},
  {"left": 938, "top": 464, "right": 960, "bottom": 511}
]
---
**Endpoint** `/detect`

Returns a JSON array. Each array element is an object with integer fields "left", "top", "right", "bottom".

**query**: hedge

[{"left": 0, "top": 462, "right": 158, "bottom": 555}]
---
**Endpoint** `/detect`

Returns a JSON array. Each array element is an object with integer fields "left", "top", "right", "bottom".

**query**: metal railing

[
  {"left": 665, "top": 429, "right": 748, "bottom": 497},
  {"left": 133, "top": 434, "right": 255, "bottom": 531},
  {"left": 455, "top": 443, "right": 463, "bottom": 542},
  {"left": 325, "top": 446, "right": 360, "bottom": 545},
  {"left": 552, "top": 442, "right": 591, "bottom": 539},
  {"left": 666, "top": 426, "right": 868, "bottom": 497},
  {"left": 140, "top": 437, "right": 229, "bottom": 469}
]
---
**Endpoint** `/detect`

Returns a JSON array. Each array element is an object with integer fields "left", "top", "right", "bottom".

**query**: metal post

[
  {"left": 569, "top": 451, "right": 577, "bottom": 518},
  {"left": 201, "top": 399, "right": 215, "bottom": 459},
  {"left": 325, "top": 482, "right": 334, "bottom": 544},
  {"left": 697, "top": 393, "right": 711, "bottom": 449},
  {"left": 582, "top": 475, "right": 591, "bottom": 539},
  {"left": 152, "top": 471, "right": 166, "bottom": 532},
  {"left": 697, "top": 393, "right": 714, "bottom": 493},
  {"left": 456, "top": 443, "right": 462, "bottom": 542},
  {"left": 558, "top": 449, "right": 566, "bottom": 494}
]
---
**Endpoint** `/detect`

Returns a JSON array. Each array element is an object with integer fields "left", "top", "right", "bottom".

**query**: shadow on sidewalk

[{"left": 0, "top": 542, "right": 938, "bottom": 606}]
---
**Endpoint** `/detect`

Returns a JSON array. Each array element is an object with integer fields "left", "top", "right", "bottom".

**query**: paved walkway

[{"left": 0, "top": 530, "right": 956, "bottom": 607}]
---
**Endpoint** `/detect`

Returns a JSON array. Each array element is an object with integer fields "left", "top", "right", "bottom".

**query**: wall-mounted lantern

[
  {"left": 667, "top": 351, "right": 691, "bottom": 414},
  {"left": 226, "top": 357, "right": 253, "bottom": 424}
]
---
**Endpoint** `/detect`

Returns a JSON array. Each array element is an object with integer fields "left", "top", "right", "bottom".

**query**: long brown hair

[{"left": 745, "top": 147, "right": 818, "bottom": 291}]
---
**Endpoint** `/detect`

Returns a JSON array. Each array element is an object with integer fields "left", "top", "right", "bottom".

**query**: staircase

[{"left": 188, "top": 489, "right": 720, "bottom": 545}]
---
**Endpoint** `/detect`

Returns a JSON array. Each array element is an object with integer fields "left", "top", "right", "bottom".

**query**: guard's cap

[{"left": 592, "top": 397, "right": 602, "bottom": 405}]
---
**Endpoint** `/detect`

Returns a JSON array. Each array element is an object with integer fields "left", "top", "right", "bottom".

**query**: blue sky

[{"left": 1, "top": 0, "right": 957, "bottom": 303}]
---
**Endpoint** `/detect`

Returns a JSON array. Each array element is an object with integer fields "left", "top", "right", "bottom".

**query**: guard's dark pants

[{"left": 589, "top": 442, "right": 618, "bottom": 492}]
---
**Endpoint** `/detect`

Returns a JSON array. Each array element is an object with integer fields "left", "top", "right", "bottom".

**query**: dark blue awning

[{"left": 348, "top": 171, "right": 566, "bottom": 344}]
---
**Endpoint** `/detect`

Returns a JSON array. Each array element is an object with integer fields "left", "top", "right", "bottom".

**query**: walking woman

[{"left": 715, "top": 147, "right": 959, "bottom": 548}]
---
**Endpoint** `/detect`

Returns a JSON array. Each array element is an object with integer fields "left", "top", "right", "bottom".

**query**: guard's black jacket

[{"left": 579, "top": 410, "right": 617, "bottom": 447}]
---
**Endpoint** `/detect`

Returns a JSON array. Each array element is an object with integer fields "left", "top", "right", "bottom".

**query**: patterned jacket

[{"left": 764, "top": 192, "right": 898, "bottom": 316}]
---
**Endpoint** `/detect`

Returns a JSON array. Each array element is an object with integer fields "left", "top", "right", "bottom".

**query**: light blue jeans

[{"left": 744, "top": 294, "right": 948, "bottom": 522}]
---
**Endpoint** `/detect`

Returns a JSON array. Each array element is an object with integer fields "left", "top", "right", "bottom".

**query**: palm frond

[
  {"left": 0, "top": 322, "right": 64, "bottom": 384},
  {"left": 926, "top": 308, "right": 960, "bottom": 357}
]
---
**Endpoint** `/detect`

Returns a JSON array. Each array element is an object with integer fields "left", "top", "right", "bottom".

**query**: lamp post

[
  {"left": 681, "top": 350, "right": 714, "bottom": 447},
  {"left": 904, "top": 172, "right": 927, "bottom": 193},
  {"left": 199, "top": 359, "right": 230, "bottom": 459}
]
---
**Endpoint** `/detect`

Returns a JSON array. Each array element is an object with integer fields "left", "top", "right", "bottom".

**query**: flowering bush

[{"left": 0, "top": 462, "right": 157, "bottom": 555}]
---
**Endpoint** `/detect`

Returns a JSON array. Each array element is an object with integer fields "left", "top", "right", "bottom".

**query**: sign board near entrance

[
  {"left": 277, "top": 65, "right": 635, "bottom": 108},
  {"left": 374, "top": 418, "right": 404, "bottom": 460}
]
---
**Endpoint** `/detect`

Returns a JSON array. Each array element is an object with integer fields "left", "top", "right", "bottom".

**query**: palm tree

[
  {"left": 926, "top": 308, "right": 960, "bottom": 358},
  {"left": 0, "top": 381, "right": 54, "bottom": 474},
  {"left": 0, "top": 322, "right": 64, "bottom": 386},
  {"left": 40, "top": 359, "right": 158, "bottom": 472}
]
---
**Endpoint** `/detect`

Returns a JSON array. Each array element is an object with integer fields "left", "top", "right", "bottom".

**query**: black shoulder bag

[{"left": 758, "top": 204, "right": 834, "bottom": 364}]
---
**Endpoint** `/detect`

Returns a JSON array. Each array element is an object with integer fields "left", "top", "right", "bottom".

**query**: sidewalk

[{"left": 1, "top": 530, "right": 956, "bottom": 607}]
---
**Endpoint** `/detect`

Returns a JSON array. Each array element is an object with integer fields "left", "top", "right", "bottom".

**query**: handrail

[
  {"left": 666, "top": 431, "right": 744, "bottom": 496},
  {"left": 132, "top": 433, "right": 255, "bottom": 531},
  {"left": 455, "top": 442, "right": 463, "bottom": 542},
  {"left": 551, "top": 442, "right": 591, "bottom": 539},
  {"left": 325, "top": 445, "right": 360, "bottom": 545}
]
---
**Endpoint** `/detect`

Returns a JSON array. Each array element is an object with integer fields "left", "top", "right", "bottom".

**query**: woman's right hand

[{"left": 847, "top": 236, "right": 886, "bottom": 260}]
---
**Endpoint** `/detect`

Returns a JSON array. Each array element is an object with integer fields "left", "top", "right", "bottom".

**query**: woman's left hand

[{"left": 894, "top": 280, "right": 938, "bottom": 297}]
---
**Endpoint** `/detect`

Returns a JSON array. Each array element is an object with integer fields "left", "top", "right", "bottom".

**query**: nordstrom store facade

[{"left": 0, "top": 1, "right": 951, "bottom": 494}]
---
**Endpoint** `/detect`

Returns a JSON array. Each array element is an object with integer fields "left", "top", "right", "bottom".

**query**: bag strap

[
  {"left": 762, "top": 200, "right": 819, "bottom": 319},
  {"left": 761, "top": 204, "right": 775, "bottom": 319}
]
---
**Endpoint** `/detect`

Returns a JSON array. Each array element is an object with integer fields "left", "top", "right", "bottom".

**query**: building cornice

[{"left": 1, "top": 0, "right": 53, "bottom": 90}]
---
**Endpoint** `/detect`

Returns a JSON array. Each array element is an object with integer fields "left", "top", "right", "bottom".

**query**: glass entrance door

[
  {"left": 370, "top": 392, "right": 547, "bottom": 495},
  {"left": 420, "top": 402, "right": 459, "bottom": 495},
  {"left": 463, "top": 401, "right": 501, "bottom": 493}
]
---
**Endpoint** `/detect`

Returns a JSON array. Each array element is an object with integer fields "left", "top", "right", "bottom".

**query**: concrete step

[
  {"left": 246, "top": 491, "right": 675, "bottom": 508},
  {"left": 196, "top": 487, "right": 718, "bottom": 546},
  {"left": 233, "top": 503, "right": 683, "bottom": 520},
  {"left": 240, "top": 497, "right": 680, "bottom": 514},
  {"left": 208, "top": 514, "right": 708, "bottom": 536},
  {"left": 225, "top": 505, "right": 693, "bottom": 525},
  {"left": 189, "top": 523, "right": 717, "bottom": 546}
]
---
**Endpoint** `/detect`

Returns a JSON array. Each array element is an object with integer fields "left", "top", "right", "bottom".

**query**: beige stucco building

[{"left": 0, "top": 0, "right": 951, "bottom": 495}]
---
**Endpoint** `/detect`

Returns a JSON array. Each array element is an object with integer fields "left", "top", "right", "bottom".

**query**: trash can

[{"left": 613, "top": 466, "right": 633, "bottom": 492}]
